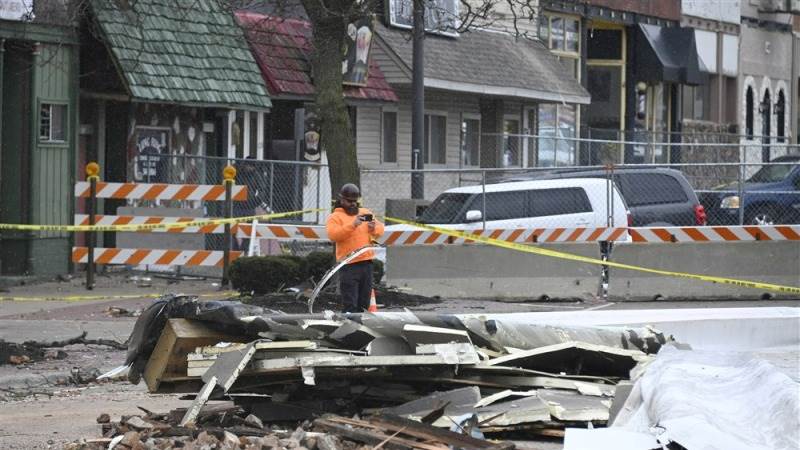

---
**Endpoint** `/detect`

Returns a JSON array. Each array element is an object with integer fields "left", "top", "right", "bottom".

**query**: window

[
  {"left": 618, "top": 174, "right": 688, "bottom": 206},
  {"left": 461, "top": 117, "right": 480, "bottom": 166},
  {"left": 503, "top": 118, "right": 521, "bottom": 167},
  {"left": 424, "top": 114, "right": 447, "bottom": 164},
  {"left": 537, "top": 104, "right": 576, "bottom": 167},
  {"left": 40, "top": 103, "right": 67, "bottom": 142},
  {"left": 471, "top": 191, "right": 527, "bottom": 221},
  {"left": 746, "top": 86, "right": 754, "bottom": 138},
  {"left": 682, "top": 84, "right": 710, "bottom": 121},
  {"left": 528, "top": 188, "right": 592, "bottom": 217},
  {"left": 418, "top": 192, "right": 470, "bottom": 224},
  {"left": 776, "top": 90, "right": 786, "bottom": 143},
  {"left": 540, "top": 14, "right": 580, "bottom": 82},
  {"left": 382, "top": 110, "right": 398, "bottom": 163},
  {"left": 540, "top": 14, "right": 580, "bottom": 55}
]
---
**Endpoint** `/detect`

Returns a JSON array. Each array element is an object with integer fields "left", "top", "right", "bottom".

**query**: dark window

[
  {"left": 777, "top": 90, "right": 786, "bottom": 142},
  {"left": 419, "top": 193, "right": 471, "bottom": 224},
  {"left": 40, "top": 103, "right": 67, "bottom": 142},
  {"left": 587, "top": 29, "right": 622, "bottom": 60},
  {"left": 745, "top": 86, "right": 754, "bottom": 138},
  {"left": 619, "top": 174, "right": 688, "bottom": 206},
  {"left": 479, "top": 191, "right": 527, "bottom": 221},
  {"left": 424, "top": 114, "right": 447, "bottom": 164},
  {"left": 382, "top": 110, "right": 398, "bottom": 163},
  {"left": 528, "top": 188, "right": 592, "bottom": 217}
]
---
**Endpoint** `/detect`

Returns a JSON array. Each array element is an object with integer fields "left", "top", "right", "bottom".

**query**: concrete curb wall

[{"left": 385, "top": 242, "right": 800, "bottom": 300}]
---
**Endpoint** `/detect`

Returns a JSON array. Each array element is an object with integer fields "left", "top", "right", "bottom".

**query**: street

[{"left": 0, "top": 272, "right": 798, "bottom": 449}]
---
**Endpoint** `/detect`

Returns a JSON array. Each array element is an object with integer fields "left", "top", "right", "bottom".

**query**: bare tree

[{"left": 232, "top": 0, "right": 540, "bottom": 194}]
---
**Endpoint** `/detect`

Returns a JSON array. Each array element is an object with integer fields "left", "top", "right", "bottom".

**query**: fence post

[
  {"left": 481, "top": 170, "right": 487, "bottom": 230},
  {"left": 738, "top": 159, "right": 746, "bottom": 225},
  {"left": 85, "top": 162, "right": 100, "bottom": 291},
  {"left": 222, "top": 165, "right": 236, "bottom": 287}
]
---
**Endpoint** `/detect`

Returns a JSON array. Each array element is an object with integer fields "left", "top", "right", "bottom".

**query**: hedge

[{"left": 230, "top": 252, "right": 384, "bottom": 294}]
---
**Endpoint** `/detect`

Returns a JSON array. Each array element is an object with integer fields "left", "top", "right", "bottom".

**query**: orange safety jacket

[{"left": 326, "top": 207, "right": 385, "bottom": 263}]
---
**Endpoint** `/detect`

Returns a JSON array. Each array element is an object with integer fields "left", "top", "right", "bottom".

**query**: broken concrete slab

[
  {"left": 484, "top": 341, "right": 649, "bottom": 377},
  {"left": 536, "top": 389, "right": 611, "bottom": 422}
]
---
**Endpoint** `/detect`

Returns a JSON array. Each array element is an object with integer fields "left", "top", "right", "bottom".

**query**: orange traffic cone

[{"left": 367, "top": 289, "right": 378, "bottom": 312}]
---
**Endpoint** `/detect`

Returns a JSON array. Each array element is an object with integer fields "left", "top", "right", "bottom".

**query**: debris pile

[
  {"left": 96, "top": 295, "right": 669, "bottom": 447},
  {"left": 67, "top": 406, "right": 516, "bottom": 449}
]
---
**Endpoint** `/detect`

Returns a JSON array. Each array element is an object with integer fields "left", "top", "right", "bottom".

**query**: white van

[{"left": 389, "top": 178, "right": 629, "bottom": 230}]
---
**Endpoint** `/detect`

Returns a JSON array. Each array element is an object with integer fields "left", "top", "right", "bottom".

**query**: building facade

[{"left": 0, "top": 6, "right": 78, "bottom": 276}]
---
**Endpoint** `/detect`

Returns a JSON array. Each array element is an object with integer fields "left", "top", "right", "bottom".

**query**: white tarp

[{"left": 613, "top": 346, "right": 800, "bottom": 450}]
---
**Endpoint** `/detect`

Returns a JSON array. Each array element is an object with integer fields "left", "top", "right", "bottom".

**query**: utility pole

[{"left": 411, "top": 0, "right": 425, "bottom": 199}]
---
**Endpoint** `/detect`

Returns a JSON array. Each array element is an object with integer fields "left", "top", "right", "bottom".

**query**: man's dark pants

[{"left": 339, "top": 260, "right": 373, "bottom": 313}]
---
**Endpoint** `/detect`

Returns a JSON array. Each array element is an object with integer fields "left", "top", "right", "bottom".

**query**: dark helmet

[{"left": 339, "top": 183, "right": 360, "bottom": 200}]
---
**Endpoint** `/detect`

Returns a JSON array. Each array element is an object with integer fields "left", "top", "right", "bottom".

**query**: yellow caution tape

[
  {"left": 383, "top": 217, "right": 800, "bottom": 295},
  {"left": 0, "top": 209, "right": 324, "bottom": 233},
  {"left": 0, "top": 291, "right": 240, "bottom": 302}
]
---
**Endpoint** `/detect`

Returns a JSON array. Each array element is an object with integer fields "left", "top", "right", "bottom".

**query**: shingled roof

[
  {"left": 91, "top": 0, "right": 271, "bottom": 110},
  {"left": 236, "top": 12, "right": 398, "bottom": 102},
  {"left": 375, "top": 23, "right": 590, "bottom": 104}
]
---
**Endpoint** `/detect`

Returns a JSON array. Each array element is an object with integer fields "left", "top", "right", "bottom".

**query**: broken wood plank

[
  {"left": 202, "top": 342, "right": 256, "bottom": 392},
  {"left": 179, "top": 375, "right": 217, "bottom": 426},
  {"left": 368, "top": 414, "right": 516, "bottom": 449},
  {"left": 142, "top": 319, "right": 246, "bottom": 392},
  {"left": 314, "top": 418, "right": 448, "bottom": 450}
]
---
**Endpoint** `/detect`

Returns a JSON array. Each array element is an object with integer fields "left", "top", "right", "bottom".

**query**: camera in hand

[{"left": 360, "top": 213, "right": 374, "bottom": 222}]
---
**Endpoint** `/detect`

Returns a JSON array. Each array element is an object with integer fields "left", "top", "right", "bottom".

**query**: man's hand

[{"left": 367, "top": 221, "right": 376, "bottom": 233}]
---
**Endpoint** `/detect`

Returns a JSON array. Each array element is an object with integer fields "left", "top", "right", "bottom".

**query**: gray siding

[{"left": 372, "top": 43, "right": 410, "bottom": 85}]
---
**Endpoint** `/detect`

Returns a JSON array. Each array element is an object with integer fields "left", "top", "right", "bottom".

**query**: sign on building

[
  {"left": 386, "top": 0, "right": 460, "bottom": 37},
  {"left": 0, "top": 0, "right": 32, "bottom": 21}
]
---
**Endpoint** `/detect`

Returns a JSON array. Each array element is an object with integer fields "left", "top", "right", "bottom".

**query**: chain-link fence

[
  {"left": 123, "top": 153, "right": 330, "bottom": 255},
  {"left": 362, "top": 136, "right": 800, "bottom": 228}
]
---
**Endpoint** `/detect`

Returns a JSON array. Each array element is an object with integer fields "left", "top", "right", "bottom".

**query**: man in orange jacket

[{"left": 326, "top": 183, "right": 385, "bottom": 313}]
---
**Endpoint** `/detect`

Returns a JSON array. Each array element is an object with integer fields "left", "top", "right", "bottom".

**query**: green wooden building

[{"left": 0, "top": 19, "right": 78, "bottom": 276}]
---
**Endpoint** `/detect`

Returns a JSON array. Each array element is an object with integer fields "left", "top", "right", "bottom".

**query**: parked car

[
  {"left": 498, "top": 168, "right": 706, "bottom": 226},
  {"left": 387, "top": 178, "right": 630, "bottom": 231},
  {"left": 699, "top": 155, "right": 800, "bottom": 225}
]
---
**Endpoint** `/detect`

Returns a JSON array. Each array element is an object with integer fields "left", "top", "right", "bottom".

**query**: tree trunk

[{"left": 303, "top": 7, "right": 360, "bottom": 196}]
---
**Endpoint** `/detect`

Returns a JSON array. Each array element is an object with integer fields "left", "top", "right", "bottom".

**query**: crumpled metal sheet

[{"left": 614, "top": 346, "right": 800, "bottom": 450}]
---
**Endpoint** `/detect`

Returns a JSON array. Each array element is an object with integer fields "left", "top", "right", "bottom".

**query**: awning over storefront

[{"left": 635, "top": 24, "right": 705, "bottom": 85}]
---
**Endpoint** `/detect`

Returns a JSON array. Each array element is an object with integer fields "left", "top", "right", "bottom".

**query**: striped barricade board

[
  {"left": 74, "top": 215, "right": 227, "bottom": 234},
  {"left": 629, "top": 225, "right": 800, "bottom": 243},
  {"left": 235, "top": 224, "right": 630, "bottom": 244},
  {"left": 72, "top": 247, "right": 241, "bottom": 266},
  {"left": 74, "top": 182, "right": 247, "bottom": 201}
]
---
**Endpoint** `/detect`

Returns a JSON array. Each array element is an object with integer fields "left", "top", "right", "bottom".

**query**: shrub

[
  {"left": 372, "top": 259, "right": 384, "bottom": 284},
  {"left": 306, "top": 251, "right": 335, "bottom": 281},
  {"left": 229, "top": 256, "right": 304, "bottom": 294}
]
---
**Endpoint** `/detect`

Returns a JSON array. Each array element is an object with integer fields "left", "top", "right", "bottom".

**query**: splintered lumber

[
  {"left": 483, "top": 341, "right": 649, "bottom": 377},
  {"left": 315, "top": 415, "right": 516, "bottom": 450},
  {"left": 194, "top": 340, "right": 319, "bottom": 355},
  {"left": 364, "top": 415, "right": 516, "bottom": 449},
  {"left": 143, "top": 319, "right": 246, "bottom": 392},
  {"left": 179, "top": 375, "right": 217, "bottom": 426},
  {"left": 202, "top": 342, "right": 257, "bottom": 392}
]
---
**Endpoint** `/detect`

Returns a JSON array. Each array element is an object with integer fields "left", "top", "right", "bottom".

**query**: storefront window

[
  {"left": 461, "top": 117, "right": 480, "bottom": 166},
  {"left": 503, "top": 118, "right": 521, "bottom": 167},
  {"left": 537, "top": 104, "right": 576, "bottom": 167}
]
